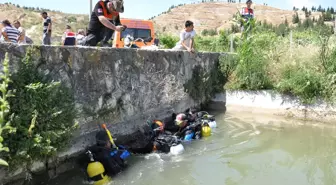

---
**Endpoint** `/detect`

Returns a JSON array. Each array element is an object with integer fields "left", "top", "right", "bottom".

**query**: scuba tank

[
  {"left": 208, "top": 119, "right": 217, "bottom": 129},
  {"left": 201, "top": 122, "right": 212, "bottom": 137},
  {"left": 184, "top": 130, "right": 194, "bottom": 141},
  {"left": 170, "top": 143, "right": 184, "bottom": 155},
  {"left": 197, "top": 111, "right": 217, "bottom": 128},
  {"left": 153, "top": 133, "right": 184, "bottom": 155},
  {"left": 86, "top": 150, "right": 111, "bottom": 185}
]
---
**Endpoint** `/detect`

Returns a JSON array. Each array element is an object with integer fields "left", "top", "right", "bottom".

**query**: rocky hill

[
  {"left": 152, "top": 2, "right": 324, "bottom": 35},
  {"left": 0, "top": 3, "right": 89, "bottom": 44}
]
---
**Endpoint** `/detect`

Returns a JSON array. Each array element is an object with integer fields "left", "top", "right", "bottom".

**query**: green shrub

[
  {"left": 158, "top": 34, "right": 179, "bottom": 49},
  {"left": 67, "top": 16, "right": 77, "bottom": 23},
  {"left": 194, "top": 31, "right": 231, "bottom": 52},
  {"left": 208, "top": 29, "right": 217, "bottom": 36},
  {"left": 2, "top": 48, "right": 78, "bottom": 168},
  {"left": 0, "top": 53, "right": 16, "bottom": 167},
  {"left": 276, "top": 66, "right": 324, "bottom": 104},
  {"left": 201, "top": 29, "right": 209, "bottom": 36},
  {"left": 219, "top": 54, "right": 238, "bottom": 81}
]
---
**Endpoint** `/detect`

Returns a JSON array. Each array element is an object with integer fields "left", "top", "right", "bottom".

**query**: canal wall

[
  {"left": 0, "top": 43, "right": 226, "bottom": 184},
  {"left": 212, "top": 90, "right": 336, "bottom": 123}
]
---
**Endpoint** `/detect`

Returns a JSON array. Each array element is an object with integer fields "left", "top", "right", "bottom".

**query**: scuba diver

[
  {"left": 196, "top": 111, "right": 217, "bottom": 128},
  {"left": 147, "top": 119, "right": 184, "bottom": 155},
  {"left": 170, "top": 108, "right": 214, "bottom": 141},
  {"left": 145, "top": 109, "right": 215, "bottom": 154},
  {"left": 86, "top": 126, "right": 130, "bottom": 185}
]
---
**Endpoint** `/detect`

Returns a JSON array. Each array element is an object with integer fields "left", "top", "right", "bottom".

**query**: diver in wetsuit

[{"left": 90, "top": 131, "right": 127, "bottom": 176}]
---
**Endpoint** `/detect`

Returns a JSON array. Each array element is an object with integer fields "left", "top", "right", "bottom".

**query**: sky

[{"left": 0, "top": 0, "right": 335, "bottom": 20}]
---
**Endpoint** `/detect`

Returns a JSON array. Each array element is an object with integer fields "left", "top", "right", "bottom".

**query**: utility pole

[
  {"left": 89, "top": 0, "right": 92, "bottom": 20},
  {"left": 334, "top": 16, "right": 336, "bottom": 34}
]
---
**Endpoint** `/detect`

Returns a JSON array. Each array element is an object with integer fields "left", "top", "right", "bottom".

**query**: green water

[{"left": 40, "top": 110, "right": 336, "bottom": 185}]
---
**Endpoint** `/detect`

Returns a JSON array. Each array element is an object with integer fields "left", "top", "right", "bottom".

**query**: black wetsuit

[
  {"left": 163, "top": 113, "right": 179, "bottom": 133},
  {"left": 90, "top": 145, "right": 126, "bottom": 177},
  {"left": 85, "top": 1, "right": 122, "bottom": 46}
]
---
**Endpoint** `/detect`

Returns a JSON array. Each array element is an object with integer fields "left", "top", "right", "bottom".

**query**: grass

[{"left": 158, "top": 19, "right": 336, "bottom": 104}]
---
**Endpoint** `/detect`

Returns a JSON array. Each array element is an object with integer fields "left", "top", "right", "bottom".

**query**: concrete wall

[
  {"left": 212, "top": 90, "right": 336, "bottom": 123},
  {"left": 0, "top": 43, "right": 224, "bottom": 184}
]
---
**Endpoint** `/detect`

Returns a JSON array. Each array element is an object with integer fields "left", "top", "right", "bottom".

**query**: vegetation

[
  {"left": 158, "top": 8, "right": 336, "bottom": 104},
  {"left": 0, "top": 54, "right": 16, "bottom": 166},
  {"left": 0, "top": 48, "right": 78, "bottom": 168}
]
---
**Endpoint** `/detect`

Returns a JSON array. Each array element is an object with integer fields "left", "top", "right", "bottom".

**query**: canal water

[{"left": 39, "top": 109, "right": 336, "bottom": 185}]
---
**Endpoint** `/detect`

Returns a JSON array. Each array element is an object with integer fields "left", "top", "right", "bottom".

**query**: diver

[
  {"left": 147, "top": 118, "right": 184, "bottom": 154},
  {"left": 86, "top": 130, "right": 130, "bottom": 184}
]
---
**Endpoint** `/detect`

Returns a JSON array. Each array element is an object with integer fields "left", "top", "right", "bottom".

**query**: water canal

[{"left": 38, "top": 109, "right": 336, "bottom": 185}]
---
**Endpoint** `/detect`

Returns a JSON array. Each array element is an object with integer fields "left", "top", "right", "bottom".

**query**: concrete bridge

[{"left": 0, "top": 43, "right": 227, "bottom": 184}]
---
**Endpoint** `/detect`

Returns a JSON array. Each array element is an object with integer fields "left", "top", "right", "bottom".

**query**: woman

[{"left": 1, "top": 20, "right": 20, "bottom": 43}]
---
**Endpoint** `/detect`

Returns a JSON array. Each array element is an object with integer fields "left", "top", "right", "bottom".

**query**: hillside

[
  {"left": 153, "top": 2, "right": 324, "bottom": 35},
  {"left": 0, "top": 3, "right": 89, "bottom": 44},
  {"left": 0, "top": 2, "right": 332, "bottom": 43}
]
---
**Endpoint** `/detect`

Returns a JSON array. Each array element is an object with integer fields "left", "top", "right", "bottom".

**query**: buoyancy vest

[
  {"left": 241, "top": 7, "right": 254, "bottom": 19},
  {"left": 99, "top": 1, "right": 120, "bottom": 20}
]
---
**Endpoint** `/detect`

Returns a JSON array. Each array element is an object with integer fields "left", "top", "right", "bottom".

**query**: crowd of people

[
  {"left": 0, "top": 11, "right": 89, "bottom": 46},
  {"left": 1, "top": 0, "right": 254, "bottom": 52},
  {"left": 0, "top": 0, "right": 125, "bottom": 47}
]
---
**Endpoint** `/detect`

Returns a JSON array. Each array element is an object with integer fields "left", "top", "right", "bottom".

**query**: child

[{"left": 172, "top": 20, "right": 196, "bottom": 53}]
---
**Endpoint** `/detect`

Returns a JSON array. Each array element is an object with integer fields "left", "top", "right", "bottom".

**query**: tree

[
  {"left": 293, "top": 6, "right": 296, "bottom": 11},
  {"left": 318, "top": 5, "right": 322, "bottom": 12},
  {"left": 302, "top": 18, "right": 313, "bottom": 28},
  {"left": 292, "top": 12, "right": 300, "bottom": 24},
  {"left": 284, "top": 18, "right": 289, "bottom": 26},
  {"left": 317, "top": 15, "right": 324, "bottom": 26},
  {"left": 331, "top": 7, "right": 335, "bottom": 14},
  {"left": 324, "top": 12, "right": 332, "bottom": 21}
]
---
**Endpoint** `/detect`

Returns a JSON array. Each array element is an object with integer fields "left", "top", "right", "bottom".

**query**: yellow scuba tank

[
  {"left": 86, "top": 150, "right": 111, "bottom": 185},
  {"left": 201, "top": 123, "right": 211, "bottom": 137}
]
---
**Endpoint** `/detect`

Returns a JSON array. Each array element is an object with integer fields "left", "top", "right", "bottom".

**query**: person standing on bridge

[{"left": 84, "top": 0, "right": 126, "bottom": 46}]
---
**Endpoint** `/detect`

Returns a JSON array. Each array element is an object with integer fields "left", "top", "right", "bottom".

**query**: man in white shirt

[
  {"left": 13, "top": 20, "right": 26, "bottom": 44},
  {"left": 172, "top": 20, "right": 196, "bottom": 53}
]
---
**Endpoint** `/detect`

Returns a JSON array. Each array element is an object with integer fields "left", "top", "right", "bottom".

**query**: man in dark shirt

[
  {"left": 41, "top": 12, "right": 52, "bottom": 45},
  {"left": 85, "top": 0, "right": 125, "bottom": 46}
]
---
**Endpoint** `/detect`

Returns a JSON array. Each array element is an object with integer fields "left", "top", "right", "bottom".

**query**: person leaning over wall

[
  {"left": 76, "top": 29, "right": 86, "bottom": 45},
  {"left": 1, "top": 19, "right": 20, "bottom": 43},
  {"left": 172, "top": 20, "right": 196, "bottom": 53},
  {"left": 13, "top": 20, "right": 26, "bottom": 44},
  {"left": 84, "top": 0, "right": 126, "bottom": 46},
  {"left": 62, "top": 25, "right": 76, "bottom": 46}
]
